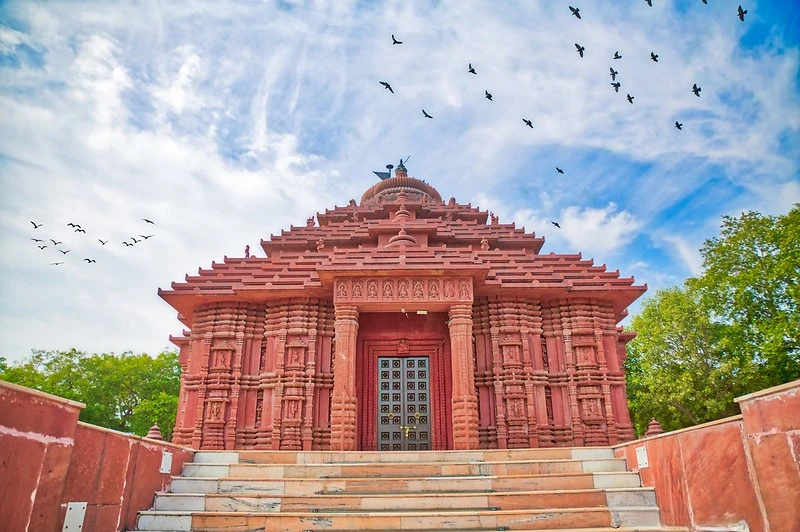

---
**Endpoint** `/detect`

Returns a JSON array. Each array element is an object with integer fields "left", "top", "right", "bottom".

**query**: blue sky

[{"left": 0, "top": 1, "right": 798, "bottom": 362}]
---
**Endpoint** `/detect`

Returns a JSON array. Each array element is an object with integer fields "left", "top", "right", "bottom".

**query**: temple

[{"left": 159, "top": 163, "right": 646, "bottom": 451}]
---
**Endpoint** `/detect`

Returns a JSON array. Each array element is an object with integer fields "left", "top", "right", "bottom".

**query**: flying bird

[
  {"left": 50, "top": 239, "right": 62, "bottom": 245},
  {"left": 50, "top": 262, "right": 64, "bottom": 266},
  {"left": 645, "top": 0, "right": 653, "bottom": 6},
  {"left": 569, "top": 6, "right": 581, "bottom": 19},
  {"left": 379, "top": 81, "right": 394, "bottom": 93},
  {"left": 738, "top": 5, "right": 747, "bottom": 21},
  {"left": 422, "top": 109, "right": 433, "bottom": 119},
  {"left": 74, "top": 228, "right": 86, "bottom": 233},
  {"left": 627, "top": 93, "right": 634, "bottom": 103},
  {"left": 98, "top": 239, "right": 108, "bottom": 245},
  {"left": 123, "top": 241, "right": 132, "bottom": 247},
  {"left": 131, "top": 237, "right": 141, "bottom": 244},
  {"left": 140, "top": 234, "right": 154, "bottom": 239},
  {"left": 650, "top": 52, "right": 659, "bottom": 62},
  {"left": 613, "top": 51, "right": 622, "bottom": 60},
  {"left": 31, "top": 238, "right": 44, "bottom": 243},
  {"left": 484, "top": 90, "right": 493, "bottom": 101},
  {"left": 142, "top": 218, "right": 155, "bottom": 224},
  {"left": 692, "top": 83, "right": 702, "bottom": 97},
  {"left": 675, "top": 121, "right": 683, "bottom": 130},
  {"left": 522, "top": 118, "right": 533, "bottom": 128},
  {"left": 392, "top": 34, "right": 403, "bottom": 45},
  {"left": 551, "top": 221, "right": 561, "bottom": 228},
  {"left": 610, "top": 67, "right": 618, "bottom": 81},
  {"left": 611, "top": 82, "right": 621, "bottom": 92},
  {"left": 83, "top": 258, "right": 96, "bottom": 263},
  {"left": 38, "top": 245, "right": 47, "bottom": 250},
  {"left": 30, "top": 221, "right": 43, "bottom": 229},
  {"left": 468, "top": 63, "right": 477, "bottom": 75},
  {"left": 556, "top": 167, "right": 565, "bottom": 174},
  {"left": 67, "top": 223, "right": 81, "bottom": 228},
  {"left": 575, "top": 43, "right": 585, "bottom": 57},
  {"left": 59, "top": 249, "right": 70, "bottom": 255}
]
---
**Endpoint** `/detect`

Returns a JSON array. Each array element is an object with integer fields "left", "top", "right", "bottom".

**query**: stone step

[
  {"left": 181, "top": 458, "right": 627, "bottom": 479},
  {"left": 191, "top": 447, "right": 615, "bottom": 465},
  {"left": 136, "top": 507, "right": 662, "bottom": 531},
  {"left": 169, "top": 471, "right": 642, "bottom": 494},
  {"left": 153, "top": 487, "right": 657, "bottom": 512}
]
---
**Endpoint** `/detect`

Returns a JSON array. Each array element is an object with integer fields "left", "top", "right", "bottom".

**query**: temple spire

[{"left": 395, "top": 159, "right": 407, "bottom": 177}]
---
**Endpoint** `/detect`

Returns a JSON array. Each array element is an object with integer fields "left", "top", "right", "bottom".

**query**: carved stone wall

[{"left": 472, "top": 296, "right": 634, "bottom": 449}]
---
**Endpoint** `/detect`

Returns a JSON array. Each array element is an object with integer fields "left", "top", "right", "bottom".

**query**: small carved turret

[
  {"left": 644, "top": 418, "right": 664, "bottom": 437},
  {"left": 395, "top": 159, "right": 407, "bottom": 178}
]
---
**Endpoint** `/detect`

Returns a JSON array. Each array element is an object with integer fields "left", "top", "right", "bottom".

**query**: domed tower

[{"left": 161, "top": 165, "right": 645, "bottom": 452}]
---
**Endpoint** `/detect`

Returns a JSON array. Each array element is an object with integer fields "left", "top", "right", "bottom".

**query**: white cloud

[{"left": 662, "top": 235, "right": 704, "bottom": 277}]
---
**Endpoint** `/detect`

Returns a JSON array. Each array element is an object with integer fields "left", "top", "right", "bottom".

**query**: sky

[{"left": 0, "top": 0, "right": 798, "bottom": 363}]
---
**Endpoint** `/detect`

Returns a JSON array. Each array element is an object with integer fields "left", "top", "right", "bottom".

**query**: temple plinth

[{"left": 160, "top": 166, "right": 645, "bottom": 450}]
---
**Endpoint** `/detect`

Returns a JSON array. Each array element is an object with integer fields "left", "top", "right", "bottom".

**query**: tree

[
  {"left": 0, "top": 349, "right": 181, "bottom": 440},
  {"left": 626, "top": 205, "right": 799, "bottom": 436}
]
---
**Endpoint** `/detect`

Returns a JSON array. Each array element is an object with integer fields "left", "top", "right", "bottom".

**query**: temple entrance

[
  {"left": 377, "top": 356, "right": 432, "bottom": 451},
  {"left": 356, "top": 312, "right": 453, "bottom": 450}
]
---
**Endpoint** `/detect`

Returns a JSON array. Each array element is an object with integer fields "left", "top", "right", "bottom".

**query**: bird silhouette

[
  {"left": 613, "top": 51, "right": 622, "bottom": 60},
  {"left": 38, "top": 245, "right": 47, "bottom": 250},
  {"left": 67, "top": 223, "right": 81, "bottom": 228},
  {"left": 379, "top": 81, "right": 394, "bottom": 93},
  {"left": 468, "top": 63, "right": 477, "bottom": 75},
  {"left": 31, "top": 238, "right": 44, "bottom": 243},
  {"left": 123, "top": 242, "right": 132, "bottom": 247},
  {"left": 392, "top": 34, "right": 403, "bottom": 45},
  {"left": 556, "top": 167, "right": 565, "bottom": 174},
  {"left": 59, "top": 249, "right": 70, "bottom": 255},
  {"left": 611, "top": 82, "right": 621, "bottom": 92},
  {"left": 140, "top": 234, "right": 154, "bottom": 239},
  {"left": 645, "top": 0, "right": 653, "bottom": 6},
  {"left": 610, "top": 67, "right": 618, "bottom": 81},
  {"left": 522, "top": 118, "right": 533, "bottom": 128},
  {"left": 651, "top": 52, "right": 659, "bottom": 62},
  {"left": 74, "top": 228, "right": 86, "bottom": 233},
  {"left": 627, "top": 93, "right": 634, "bottom": 103},
  {"left": 50, "top": 239, "right": 62, "bottom": 245},
  {"left": 98, "top": 239, "right": 108, "bottom": 245},
  {"left": 142, "top": 218, "right": 155, "bottom": 224},
  {"left": 692, "top": 83, "right": 702, "bottom": 97},
  {"left": 701, "top": 0, "right": 707, "bottom": 4},
  {"left": 551, "top": 221, "right": 561, "bottom": 228},
  {"left": 131, "top": 237, "right": 141, "bottom": 244},
  {"left": 738, "top": 5, "right": 747, "bottom": 21},
  {"left": 30, "top": 221, "right": 43, "bottom": 229},
  {"left": 50, "top": 262, "right": 64, "bottom": 266},
  {"left": 569, "top": 6, "right": 581, "bottom": 19},
  {"left": 485, "top": 90, "right": 493, "bottom": 101},
  {"left": 422, "top": 109, "right": 433, "bottom": 119},
  {"left": 575, "top": 43, "right": 585, "bottom": 57},
  {"left": 83, "top": 258, "right": 96, "bottom": 263},
  {"left": 675, "top": 121, "right": 683, "bottom": 130}
]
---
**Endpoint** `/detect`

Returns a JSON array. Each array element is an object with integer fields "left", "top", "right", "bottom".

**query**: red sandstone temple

[{"left": 160, "top": 164, "right": 645, "bottom": 452}]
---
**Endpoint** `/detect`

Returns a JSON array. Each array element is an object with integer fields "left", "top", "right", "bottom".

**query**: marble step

[
  {"left": 136, "top": 507, "right": 662, "bottom": 531},
  {"left": 153, "top": 487, "right": 657, "bottom": 512},
  {"left": 192, "top": 448, "right": 615, "bottom": 465},
  {"left": 169, "top": 471, "right": 642, "bottom": 495},
  {"left": 181, "top": 458, "right": 628, "bottom": 479}
]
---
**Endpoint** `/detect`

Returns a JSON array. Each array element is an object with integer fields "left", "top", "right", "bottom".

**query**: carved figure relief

[
  {"left": 444, "top": 281, "right": 455, "bottom": 299},
  {"left": 208, "top": 401, "right": 222, "bottom": 421},
  {"left": 582, "top": 399, "right": 601, "bottom": 419},
  {"left": 306, "top": 216, "right": 315, "bottom": 227},
  {"left": 316, "top": 238, "right": 325, "bottom": 252},
  {"left": 382, "top": 281, "right": 393, "bottom": 299},
  {"left": 459, "top": 281, "right": 470, "bottom": 300},
  {"left": 352, "top": 281, "right": 363, "bottom": 299},
  {"left": 428, "top": 280, "right": 440, "bottom": 299},
  {"left": 480, "top": 238, "right": 490, "bottom": 251},
  {"left": 367, "top": 281, "right": 378, "bottom": 300},
  {"left": 398, "top": 281, "right": 409, "bottom": 299},
  {"left": 288, "top": 400, "right": 299, "bottom": 419},
  {"left": 413, "top": 281, "right": 425, "bottom": 300},
  {"left": 397, "top": 338, "right": 410, "bottom": 355},
  {"left": 336, "top": 282, "right": 348, "bottom": 300}
]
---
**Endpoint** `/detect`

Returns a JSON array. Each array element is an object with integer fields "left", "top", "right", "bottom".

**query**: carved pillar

[
  {"left": 448, "top": 304, "right": 479, "bottom": 450},
  {"left": 330, "top": 305, "right": 359, "bottom": 451}
]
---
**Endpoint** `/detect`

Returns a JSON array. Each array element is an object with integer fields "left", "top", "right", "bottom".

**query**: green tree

[
  {"left": 0, "top": 349, "right": 181, "bottom": 440},
  {"left": 626, "top": 205, "right": 799, "bottom": 436}
]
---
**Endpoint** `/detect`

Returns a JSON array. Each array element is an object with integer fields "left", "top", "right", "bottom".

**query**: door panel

[{"left": 377, "top": 357, "right": 431, "bottom": 451}]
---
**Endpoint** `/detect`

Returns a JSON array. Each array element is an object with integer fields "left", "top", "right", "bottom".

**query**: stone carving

[
  {"left": 245, "top": 245, "right": 250, "bottom": 258},
  {"left": 333, "top": 277, "right": 471, "bottom": 304},
  {"left": 428, "top": 280, "right": 440, "bottom": 299},
  {"left": 444, "top": 281, "right": 455, "bottom": 299},
  {"left": 336, "top": 282, "right": 348, "bottom": 300},
  {"left": 316, "top": 238, "right": 325, "bottom": 252},
  {"left": 367, "top": 281, "right": 378, "bottom": 299},
  {"left": 382, "top": 281, "right": 393, "bottom": 299},
  {"left": 480, "top": 238, "right": 490, "bottom": 250},
  {"left": 459, "top": 281, "right": 470, "bottom": 300},
  {"left": 352, "top": 281, "right": 363, "bottom": 299},
  {"left": 306, "top": 216, "right": 315, "bottom": 227},
  {"left": 397, "top": 338, "right": 410, "bottom": 355},
  {"left": 413, "top": 281, "right": 425, "bottom": 300}
]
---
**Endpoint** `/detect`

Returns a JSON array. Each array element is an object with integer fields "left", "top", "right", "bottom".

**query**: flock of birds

[
  {"left": 27, "top": 219, "right": 157, "bottom": 266},
  {"left": 377, "top": 2, "right": 749, "bottom": 229}
]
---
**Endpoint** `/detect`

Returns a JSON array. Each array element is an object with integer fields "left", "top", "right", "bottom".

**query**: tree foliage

[
  {"left": 0, "top": 349, "right": 181, "bottom": 440},
  {"left": 626, "top": 205, "right": 799, "bottom": 436}
]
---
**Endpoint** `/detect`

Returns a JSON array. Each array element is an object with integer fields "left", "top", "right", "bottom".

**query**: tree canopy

[
  {"left": 0, "top": 349, "right": 181, "bottom": 440},
  {"left": 626, "top": 205, "right": 799, "bottom": 436}
]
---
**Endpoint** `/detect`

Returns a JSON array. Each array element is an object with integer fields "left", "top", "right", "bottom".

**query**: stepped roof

[{"left": 159, "top": 167, "right": 645, "bottom": 326}]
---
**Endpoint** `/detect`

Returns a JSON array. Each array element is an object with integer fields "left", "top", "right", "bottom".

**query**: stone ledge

[
  {"left": 734, "top": 378, "right": 800, "bottom": 404},
  {"left": 0, "top": 379, "right": 85, "bottom": 409}
]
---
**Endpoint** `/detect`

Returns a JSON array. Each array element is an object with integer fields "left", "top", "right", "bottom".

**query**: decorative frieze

[{"left": 334, "top": 277, "right": 473, "bottom": 305}]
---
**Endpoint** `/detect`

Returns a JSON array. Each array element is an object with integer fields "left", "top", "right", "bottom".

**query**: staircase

[{"left": 135, "top": 447, "right": 679, "bottom": 531}]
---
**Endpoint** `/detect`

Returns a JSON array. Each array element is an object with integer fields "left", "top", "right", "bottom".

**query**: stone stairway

[{"left": 135, "top": 447, "right": 680, "bottom": 531}]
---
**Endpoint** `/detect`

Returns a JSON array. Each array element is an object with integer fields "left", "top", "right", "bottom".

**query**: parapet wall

[
  {"left": 0, "top": 380, "right": 194, "bottom": 531},
  {"left": 613, "top": 380, "right": 800, "bottom": 532}
]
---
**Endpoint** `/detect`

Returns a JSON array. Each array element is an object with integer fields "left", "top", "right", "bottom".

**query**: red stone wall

[
  {"left": 613, "top": 380, "right": 800, "bottom": 532},
  {"left": 0, "top": 380, "right": 194, "bottom": 532},
  {"left": 473, "top": 296, "right": 634, "bottom": 449}
]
